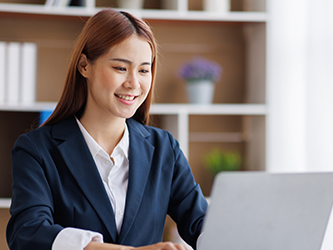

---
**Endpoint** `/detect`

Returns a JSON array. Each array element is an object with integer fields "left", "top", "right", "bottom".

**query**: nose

[{"left": 124, "top": 71, "right": 140, "bottom": 89}]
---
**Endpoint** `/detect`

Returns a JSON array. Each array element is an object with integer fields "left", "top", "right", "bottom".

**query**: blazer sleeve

[
  {"left": 166, "top": 132, "right": 208, "bottom": 249},
  {"left": 7, "top": 133, "right": 63, "bottom": 250}
]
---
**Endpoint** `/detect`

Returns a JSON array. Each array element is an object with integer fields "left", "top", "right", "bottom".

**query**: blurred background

[{"left": 1, "top": 0, "right": 333, "bottom": 249}]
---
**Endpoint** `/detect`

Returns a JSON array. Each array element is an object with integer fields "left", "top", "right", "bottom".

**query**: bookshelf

[
  {"left": 0, "top": 0, "right": 267, "bottom": 248},
  {"left": 0, "top": 3, "right": 267, "bottom": 21},
  {"left": 0, "top": 0, "right": 267, "bottom": 194}
]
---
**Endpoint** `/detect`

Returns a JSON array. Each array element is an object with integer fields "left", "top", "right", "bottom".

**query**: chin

[{"left": 118, "top": 111, "right": 137, "bottom": 120}]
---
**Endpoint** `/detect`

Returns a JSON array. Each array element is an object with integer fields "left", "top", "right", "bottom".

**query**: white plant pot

[
  {"left": 117, "top": 0, "right": 144, "bottom": 9},
  {"left": 186, "top": 80, "right": 215, "bottom": 104},
  {"left": 203, "top": 0, "right": 230, "bottom": 12}
]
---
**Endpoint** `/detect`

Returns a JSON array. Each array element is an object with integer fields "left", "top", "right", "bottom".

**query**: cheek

[
  {"left": 99, "top": 71, "right": 119, "bottom": 90},
  {"left": 143, "top": 76, "right": 152, "bottom": 95}
]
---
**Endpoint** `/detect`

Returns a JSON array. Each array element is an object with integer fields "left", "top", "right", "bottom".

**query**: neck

[{"left": 79, "top": 110, "right": 126, "bottom": 155}]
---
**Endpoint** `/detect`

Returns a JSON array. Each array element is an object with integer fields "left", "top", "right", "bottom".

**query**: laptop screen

[{"left": 198, "top": 172, "right": 333, "bottom": 250}]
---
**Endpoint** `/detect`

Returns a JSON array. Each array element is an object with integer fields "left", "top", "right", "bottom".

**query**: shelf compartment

[{"left": 0, "top": 111, "right": 41, "bottom": 198}]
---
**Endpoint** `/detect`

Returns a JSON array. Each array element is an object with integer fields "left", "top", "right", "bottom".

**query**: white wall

[{"left": 267, "top": 0, "right": 333, "bottom": 172}]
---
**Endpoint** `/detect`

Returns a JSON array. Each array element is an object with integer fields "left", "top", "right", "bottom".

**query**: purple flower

[{"left": 178, "top": 57, "right": 222, "bottom": 82}]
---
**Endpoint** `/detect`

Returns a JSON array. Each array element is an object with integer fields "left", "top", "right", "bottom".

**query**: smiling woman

[
  {"left": 77, "top": 34, "right": 153, "bottom": 154},
  {"left": 78, "top": 35, "right": 152, "bottom": 126},
  {"left": 42, "top": 9, "right": 157, "bottom": 126},
  {"left": 6, "top": 8, "right": 207, "bottom": 250}
]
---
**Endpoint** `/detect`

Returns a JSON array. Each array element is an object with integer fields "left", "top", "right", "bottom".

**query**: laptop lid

[{"left": 198, "top": 172, "right": 333, "bottom": 250}]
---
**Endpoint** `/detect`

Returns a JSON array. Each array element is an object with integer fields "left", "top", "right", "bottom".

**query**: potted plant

[
  {"left": 203, "top": 148, "right": 241, "bottom": 176},
  {"left": 178, "top": 57, "right": 222, "bottom": 104}
]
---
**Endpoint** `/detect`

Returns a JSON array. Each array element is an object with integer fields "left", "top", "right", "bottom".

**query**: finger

[
  {"left": 158, "top": 241, "right": 181, "bottom": 250},
  {"left": 161, "top": 242, "right": 178, "bottom": 250},
  {"left": 174, "top": 243, "right": 188, "bottom": 250},
  {"left": 161, "top": 242, "right": 188, "bottom": 250}
]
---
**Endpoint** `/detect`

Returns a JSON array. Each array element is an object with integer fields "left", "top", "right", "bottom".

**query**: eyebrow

[{"left": 111, "top": 58, "right": 151, "bottom": 66}]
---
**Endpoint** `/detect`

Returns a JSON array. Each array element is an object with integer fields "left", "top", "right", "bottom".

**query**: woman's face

[{"left": 81, "top": 34, "right": 152, "bottom": 121}]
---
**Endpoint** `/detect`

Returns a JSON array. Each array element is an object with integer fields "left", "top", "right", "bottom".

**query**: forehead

[{"left": 106, "top": 35, "right": 152, "bottom": 61}]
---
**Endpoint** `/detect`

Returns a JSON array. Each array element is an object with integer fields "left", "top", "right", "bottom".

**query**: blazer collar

[
  {"left": 51, "top": 117, "right": 155, "bottom": 244},
  {"left": 52, "top": 116, "right": 118, "bottom": 242},
  {"left": 118, "top": 118, "right": 155, "bottom": 243}
]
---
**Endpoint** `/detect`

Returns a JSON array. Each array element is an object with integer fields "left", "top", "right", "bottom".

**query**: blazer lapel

[
  {"left": 118, "top": 119, "right": 154, "bottom": 244},
  {"left": 52, "top": 117, "right": 118, "bottom": 242}
]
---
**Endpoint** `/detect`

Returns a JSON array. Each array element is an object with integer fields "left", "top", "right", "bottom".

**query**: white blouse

[{"left": 52, "top": 118, "right": 129, "bottom": 250}]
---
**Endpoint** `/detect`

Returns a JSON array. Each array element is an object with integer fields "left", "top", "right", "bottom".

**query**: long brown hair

[{"left": 42, "top": 9, "right": 157, "bottom": 126}]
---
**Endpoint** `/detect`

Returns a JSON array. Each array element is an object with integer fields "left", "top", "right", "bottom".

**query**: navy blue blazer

[{"left": 7, "top": 116, "right": 207, "bottom": 250}]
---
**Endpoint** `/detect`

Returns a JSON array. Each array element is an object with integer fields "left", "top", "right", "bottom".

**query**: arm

[
  {"left": 166, "top": 133, "right": 208, "bottom": 249},
  {"left": 7, "top": 134, "right": 63, "bottom": 249}
]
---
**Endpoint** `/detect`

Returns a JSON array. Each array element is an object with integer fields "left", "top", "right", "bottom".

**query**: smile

[{"left": 115, "top": 94, "right": 136, "bottom": 101}]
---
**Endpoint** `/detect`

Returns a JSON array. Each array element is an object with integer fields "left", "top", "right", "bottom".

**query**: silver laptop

[{"left": 198, "top": 172, "right": 333, "bottom": 250}]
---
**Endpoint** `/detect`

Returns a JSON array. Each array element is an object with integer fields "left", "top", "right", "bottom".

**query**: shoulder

[
  {"left": 14, "top": 123, "right": 52, "bottom": 146},
  {"left": 14, "top": 116, "right": 78, "bottom": 148}
]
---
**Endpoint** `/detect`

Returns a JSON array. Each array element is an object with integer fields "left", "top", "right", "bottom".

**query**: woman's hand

[
  {"left": 85, "top": 241, "right": 188, "bottom": 250},
  {"left": 135, "top": 242, "right": 188, "bottom": 250}
]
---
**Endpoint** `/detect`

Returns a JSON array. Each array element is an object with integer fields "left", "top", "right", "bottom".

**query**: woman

[{"left": 6, "top": 9, "right": 207, "bottom": 250}]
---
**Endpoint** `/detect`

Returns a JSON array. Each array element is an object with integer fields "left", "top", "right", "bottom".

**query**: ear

[{"left": 78, "top": 53, "right": 90, "bottom": 78}]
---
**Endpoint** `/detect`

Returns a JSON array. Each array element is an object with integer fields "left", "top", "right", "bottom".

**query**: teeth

[{"left": 116, "top": 94, "right": 135, "bottom": 101}]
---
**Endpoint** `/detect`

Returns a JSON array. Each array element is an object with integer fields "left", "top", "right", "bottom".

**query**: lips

[{"left": 115, "top": 94, "right": 137, "bottom": 101}]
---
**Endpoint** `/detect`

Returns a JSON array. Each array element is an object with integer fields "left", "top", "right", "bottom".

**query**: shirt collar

[{"left": 75, "top": 117, "right": 129, "bottom": 159}]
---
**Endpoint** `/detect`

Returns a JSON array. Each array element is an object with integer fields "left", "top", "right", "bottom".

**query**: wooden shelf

[
  {"left": 150, "top": 104, "right": 267, "bottom": 115},
  {"left": 0, "top": 3, "right": 268, "bottom": 22},
  {"left": 0, "top": 103, "right": 266, "bottom": 116},
  {"left": 0, "top": 102, "right": 56, "bottom": 112}
]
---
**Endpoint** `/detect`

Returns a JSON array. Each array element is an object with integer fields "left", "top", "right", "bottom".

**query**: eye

[
  {"left": 113, "top": 67, "right": 126, "bottom": 72},
  {"left": 139, "top": 69, "right": 150, "bottom": 74}
]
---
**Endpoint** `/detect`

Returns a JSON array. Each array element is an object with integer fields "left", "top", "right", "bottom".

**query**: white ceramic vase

[
  {"left": 186, "top": 80, "right": 215, "bottom": 104},
  {"left": 117, "top": 0, "right": 144, "bottom": 9},
  {"left": 203, "top": 0, "right": 230, "bottom": 13}
]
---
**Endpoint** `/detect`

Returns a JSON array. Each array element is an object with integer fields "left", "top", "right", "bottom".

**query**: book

[
  {"left": 40, "top": 110, "right": 53, "bottom": 125},
  {"left": 45, "top": 0, "right": 71, "bottom": 7},
  {"left": 6, "top": 42, "right": 21, "bottom": 105},
  {"left": 0, "top": 42, "right": 6, "bottom": 104},
  {"left": 70, "top": 0, "right": 85, "bottom": 6},
  {"left": 20, "top": 43, "right": 38, "bottom": 104},
  {"left": 54, "top": 0, "right": 71, "bottom": 7},
  {"left": 45, "top": 0, "right": 56, "bottom": 7}
]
